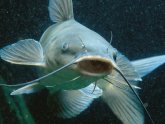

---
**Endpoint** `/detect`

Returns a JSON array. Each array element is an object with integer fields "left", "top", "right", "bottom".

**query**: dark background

[{"left": 0, "top": 0, "right": 165, "bottom": 124}]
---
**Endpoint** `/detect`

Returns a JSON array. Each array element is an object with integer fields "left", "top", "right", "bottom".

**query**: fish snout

[{"left": 75, "top": 55, "right": 115, "bottom": 77}]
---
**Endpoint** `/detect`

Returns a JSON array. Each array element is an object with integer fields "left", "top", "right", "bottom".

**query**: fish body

[
  {"left": 0, "top": 0, "right": 165, "bottom": 124},
  {"left": 38, "top": 19, "right": 112, "bottom": 90}
]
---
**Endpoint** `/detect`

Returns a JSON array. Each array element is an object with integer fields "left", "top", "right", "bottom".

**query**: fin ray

[
  {"left": 98, "top": 80, "right": 144, "bottom": 124},
  {"left": 48, "top": 84, "right": 100, "bottom": 118},
  {"left": 116, "top": 52, "right": 142, "bottom": 82},
  {"left": 0, "top": 39, "right": 45, "bottom": 66},
  {"left": 79, "top": 83, "right": 102, "bottom": 98},
  {"left": 48, "top": 0, "right": 74, "bottom": 23},
  {"left": 132, "top": 55, "right": 165, "bottom": 77}
]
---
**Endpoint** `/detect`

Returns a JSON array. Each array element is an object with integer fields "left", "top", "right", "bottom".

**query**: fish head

[{"left": 48, "top": 35, "right": 117, "bottom": 78}]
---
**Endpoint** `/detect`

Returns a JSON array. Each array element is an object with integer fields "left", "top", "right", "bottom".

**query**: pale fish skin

[{"left": 0, "top": 0, "right": 165, "bottom": 124}]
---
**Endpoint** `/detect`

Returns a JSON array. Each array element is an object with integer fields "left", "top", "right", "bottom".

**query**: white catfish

[{"left": 0, "top": 0, "right": 165, "bottom": 124}]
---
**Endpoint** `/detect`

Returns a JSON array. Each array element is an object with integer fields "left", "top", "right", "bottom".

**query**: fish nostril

[{"left": 113, "top": 53, "right": 117, "bottom": 61}]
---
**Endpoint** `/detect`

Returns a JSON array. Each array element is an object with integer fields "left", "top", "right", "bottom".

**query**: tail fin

[{"left": 48, "top": 0, "right": 74, "bottom": 23}]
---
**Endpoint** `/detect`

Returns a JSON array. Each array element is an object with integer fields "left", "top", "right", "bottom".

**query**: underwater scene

[{"left": 0, "top": 0, "right": 165, "bottom": 124}]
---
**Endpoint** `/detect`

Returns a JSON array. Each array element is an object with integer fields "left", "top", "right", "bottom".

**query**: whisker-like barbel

[
  {"left": 114, "top": 67, "right": 155, "bottom": 124},
  {"left": 0, "top": 60, "right": 77, "bottom": 87},
  {"left": 0, "top": 0, "right": 164, "bottom": 123}
]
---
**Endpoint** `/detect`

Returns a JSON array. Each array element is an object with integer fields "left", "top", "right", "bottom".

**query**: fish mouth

[{"left": 75, "top": 55, "right": 114, "bottom": 77}]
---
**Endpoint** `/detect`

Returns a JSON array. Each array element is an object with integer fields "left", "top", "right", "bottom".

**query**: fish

[{"left": 0, "top": 0, "right": 165, "bottom": 124}]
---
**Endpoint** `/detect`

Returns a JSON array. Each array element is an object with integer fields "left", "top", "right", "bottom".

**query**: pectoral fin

[
  {"left": 48, "top": 0, "right": 74, "bottom": 23},
  {"left": 11, "top": 82, "right": 45, "bottom": 95},
  {"left": 48, "top": 84, "right": 101, "bottom": 118},
  {"left": 132, "top": 55, "right": 165, "bottom": 77},
  {"left": 98, "top": 80, "right": 144, "bottom": 124},
  {"left": 0, "top": 39, "right": 45, "bottom": 66}
]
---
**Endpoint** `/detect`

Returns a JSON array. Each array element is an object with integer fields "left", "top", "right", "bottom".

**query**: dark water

[{"left": 0, "top": 0, "right": 165, "bottom": 124}]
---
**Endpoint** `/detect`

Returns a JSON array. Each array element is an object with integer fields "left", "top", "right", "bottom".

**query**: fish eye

[{"left": 62, "top": 42, "right": 69, "bottom": 52}]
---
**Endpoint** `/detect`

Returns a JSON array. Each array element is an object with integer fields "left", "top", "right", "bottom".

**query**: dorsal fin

[{"left": 48, "top": 0, "right": 74, "bottom": 23}]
